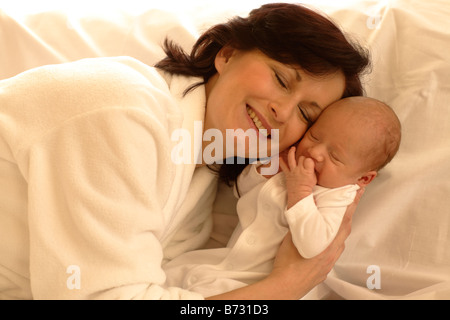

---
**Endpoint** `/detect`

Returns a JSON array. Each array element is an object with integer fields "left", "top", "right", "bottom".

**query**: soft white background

[{"left": 1, "top": 0, "right": 449, "bottom": 299}]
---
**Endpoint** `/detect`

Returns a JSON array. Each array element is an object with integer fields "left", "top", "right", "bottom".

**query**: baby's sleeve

[{"left": 284, "top": 185, "right": 357, "bottom": 258}]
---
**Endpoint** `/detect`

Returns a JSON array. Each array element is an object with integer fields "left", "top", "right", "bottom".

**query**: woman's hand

[
  {"left": 269, "top": 187, "right": 365, "bottom": 299},
  {"left": 207, "top": 188, "right": 364, "bottom": 300}
]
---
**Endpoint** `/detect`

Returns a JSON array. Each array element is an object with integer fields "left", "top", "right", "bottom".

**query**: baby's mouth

[{"left": 246, "top": 105, "right": 270, "bottom": 138}]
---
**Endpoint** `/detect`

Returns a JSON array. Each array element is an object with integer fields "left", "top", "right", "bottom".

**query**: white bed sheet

[{"left": 1, "top": 0, "right": 449, "bottom": 299}]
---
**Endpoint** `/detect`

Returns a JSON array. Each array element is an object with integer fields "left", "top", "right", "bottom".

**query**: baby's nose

[{"left": 308, "top": 145, "right": 325, "bottom": 163}]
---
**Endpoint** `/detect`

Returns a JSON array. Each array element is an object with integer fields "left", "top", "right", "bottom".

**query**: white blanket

[{"left": 2, "top": 0, "right": 449, "bottom": 299}]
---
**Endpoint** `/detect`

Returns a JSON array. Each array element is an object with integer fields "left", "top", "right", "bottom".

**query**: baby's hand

[{"left": 280, "top": 147, "right": 317, "bottom": 209}]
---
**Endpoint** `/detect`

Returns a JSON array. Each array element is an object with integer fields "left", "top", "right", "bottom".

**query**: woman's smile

[{"left": 246, "top": 104, "right": 271, "bottom": 138}]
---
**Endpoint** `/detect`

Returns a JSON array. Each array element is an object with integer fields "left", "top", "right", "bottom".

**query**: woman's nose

[{"left": 269, "top": 99, "right": 296, "bottom": 123}]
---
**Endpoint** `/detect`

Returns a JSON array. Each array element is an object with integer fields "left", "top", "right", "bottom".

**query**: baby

[
  {"left": 163, "top": 96, "right": 402, "bottom": 297},
  {"left": 276, "top": 96, "right": 402, "bottom": 257}
]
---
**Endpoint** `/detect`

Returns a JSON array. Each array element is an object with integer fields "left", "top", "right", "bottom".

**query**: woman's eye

[
  {"left": 299, "top": 106, "right": 313, "bottom": 126},
  {"left": 275, "top": 73, "right": 287, "bottom": 89}
]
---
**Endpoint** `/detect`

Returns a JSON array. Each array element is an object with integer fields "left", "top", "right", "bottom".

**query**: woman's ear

[
  {"left": 357, "top": 171, "right": 377, "bottom": 188},
  {"left": 215, "top": 46, "right": 235, "bottom": 74}
]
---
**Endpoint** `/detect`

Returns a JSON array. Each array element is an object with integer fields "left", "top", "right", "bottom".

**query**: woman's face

[{"left": 204, "top": 48, "right": 345, "bottom": 159}]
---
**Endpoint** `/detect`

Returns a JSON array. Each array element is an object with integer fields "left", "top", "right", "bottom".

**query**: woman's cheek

[{"left": 284, "top": 123, "right": 307, "bottom": 148}]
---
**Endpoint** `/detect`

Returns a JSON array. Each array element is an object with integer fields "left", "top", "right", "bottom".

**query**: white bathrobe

[
  {"left": 164, "top": 164, "right": 358, "bottom": 297},
  {"left": 0, "top": 56, "right": 217, "bottom": 299}
]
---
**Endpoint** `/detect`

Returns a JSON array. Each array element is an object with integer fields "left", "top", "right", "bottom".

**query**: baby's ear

[{"left": 357, "top": 171, "right": 377, "bottom": 187}]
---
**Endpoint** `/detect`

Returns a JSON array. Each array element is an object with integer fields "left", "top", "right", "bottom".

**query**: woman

[{"left": 0, "top": 3, "right": 369, "bottom": 299}]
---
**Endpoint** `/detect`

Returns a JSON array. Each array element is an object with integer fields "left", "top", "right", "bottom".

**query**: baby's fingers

[
  {"left": 287, "top": 146, "right": 298, "bottom": 169},
  {"left": 303, "top": 157, "right": 315, "bottom": 173},
  {"left": 279, "top": 147, "right": 295, "bottom": 173},
  {"left": 279, "top": 155, "right": 289, "bottom": 173}
]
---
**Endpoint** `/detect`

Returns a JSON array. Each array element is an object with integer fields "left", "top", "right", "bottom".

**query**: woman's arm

[
  {"left": 207, "top": 187, "right": 364, "bottom": 300},
  {"left": 14, "top": 58, "right": 205, "bottom": 299}
]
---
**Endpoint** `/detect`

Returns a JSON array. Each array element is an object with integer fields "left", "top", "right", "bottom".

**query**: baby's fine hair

[{"left": 334, "top": 96, "right": 402, "bottom": 171}]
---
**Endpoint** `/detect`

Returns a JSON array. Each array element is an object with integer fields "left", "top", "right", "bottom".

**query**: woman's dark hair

[{"left": 156, "top": 2, "right": 371, "bottom": 185}]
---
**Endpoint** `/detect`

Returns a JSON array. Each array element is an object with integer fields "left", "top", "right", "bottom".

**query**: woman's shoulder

[
  {"left": 58, "top": 56, "right": 180, "bottom": 118},
  {"left": 0, "top": 57, "right": 185, "bottom": 155}
]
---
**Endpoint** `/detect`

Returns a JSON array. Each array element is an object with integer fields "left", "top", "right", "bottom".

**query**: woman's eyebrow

[{"left": 292, "top": 68, "right": 302, "bottom": 82}]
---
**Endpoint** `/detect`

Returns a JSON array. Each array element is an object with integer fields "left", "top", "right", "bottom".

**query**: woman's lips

[{"left": 246, "top": 104, "right": 272, "bottom": 137}]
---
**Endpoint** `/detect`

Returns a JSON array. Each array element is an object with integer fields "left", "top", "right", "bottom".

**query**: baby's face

[{"left": 295, "top": 106, "right": 373, "bottom": 188}]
